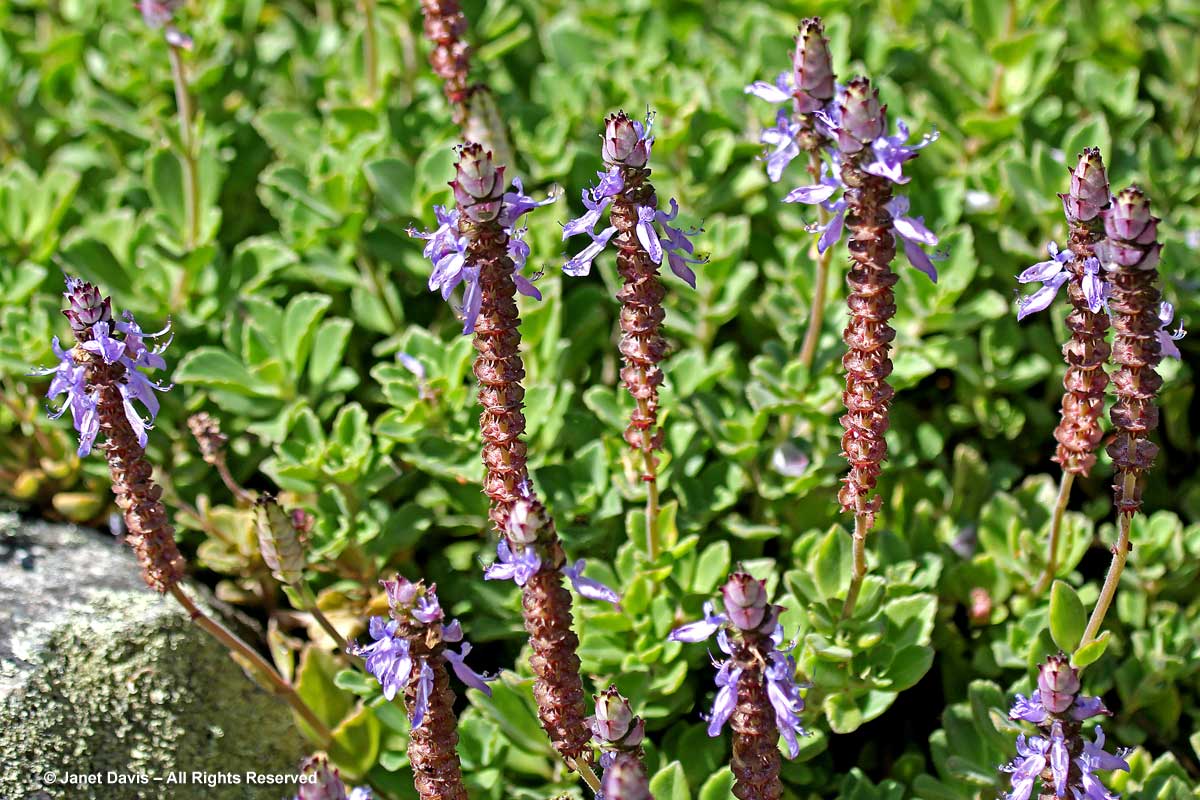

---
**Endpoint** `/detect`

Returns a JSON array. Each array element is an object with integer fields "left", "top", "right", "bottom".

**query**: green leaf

[
  {"left": 146, "top": 147, "right": 186, "bottom": 234},
  {"left": 364, "top": 158, "right": 415, "bottom": 216},
  {"left": 1071, "top": 631, "right": 1111, "bottom": 669},
  {"left": 328, "top": 703, "right": 382, "bottom": 780},
  {"left": 693, "top": 541, "right": 731, "bottom": 593},
  {"left": 649, "top": 761, "right": 691, "bottom": 800},
  {"left": 813, "top": 527, "right": 850, "bottom": 601},
  {"left": 294, "top": 646, "right": 355, "bottom": 731},
  {"left": 282, "top": 292, "right": 332, "bottom": 375},
  {"left": 1049, "top": 580, "right": 1086, "bottom": 653},
  {"left": 697, "top": 769, "right": 734, "bottom": 800},
  {"left": 174, "top": 347, "right": 280, "bottom": 397}
]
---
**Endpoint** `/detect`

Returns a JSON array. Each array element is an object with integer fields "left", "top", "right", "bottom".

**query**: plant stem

[
  {"left": 985, "top": 0, "right": 1018, "bottom": 112},
  {"left": 643, "top": 398, "right": 662, "bottom": 561},
  {"left": 1033, "top": 471, "right": 1075, "bottom": 595},
  {"left": 298, "top": 583, "right": 360, "bottom": 665},
  {"left": 360, "top": 0, "right": 379, "bottom": 103},
  {"left": 168, "top": 583, "right": 334, "bottom": 746},
  {"left": 1080, "top": 471, "right": 1136, "bottom": 647},
  {"left": 167, "top": 44, "right": 200, "bottom": 252},
  {"left": 798, "top": 150, "right": 834, "bottom": 370},
  {"left": 571, "top": 759, "right": 602, "bottom": 795},
  {"left": 841, "top": 510, "right": 870, "bottom": 619}
]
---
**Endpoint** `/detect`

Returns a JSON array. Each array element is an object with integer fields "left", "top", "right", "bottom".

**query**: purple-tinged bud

[
  {"left": 792, "top": 18, "right": 835, "bottom": 113},
  {"left": 506, "top": 498, "right": 546, "bottom": 545},
  {"left": 62, "top": 277, "right": 113, "bottom": 333},
  {"left": 451, "top": 142, "right": 505, "bottom": 223},
  {"left": 1060, "top": 148, "right": 1109, "bottom": 223},
  {"left": 1099, "top": 186, "right": 1161, "bottom": 270},
  {"left": 603, "top": 111, "right": 650, "bottom": 168},
  {"left": 721, "top": 572, "right": 770, "bottom": 631},
  {"left": 1037, "top": 655, "right": 1081, "bottom": 714},
  {"left": 838, "top": 78, "right": 885, "bottom": 152},
  {"left": 588, "top": 687, "right": 646, "bottom": 749},
  {"left": 602, "top": 753, "right": 652, "bottom": 800},
  {"left": 382, "top": 575, "right": 421, "bottom": 610}
]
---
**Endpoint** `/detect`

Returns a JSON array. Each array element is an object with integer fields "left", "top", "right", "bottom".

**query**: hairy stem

[
  {"left": 841, "top": 509, "right": 870, "bottom": 619},
  {"left": 167, "top": 44, "right": 200, "bottom": 252},
  {"left": 1034, "top": 471, "right": 1076, "bottom": 595},
  {"left": 1080, "top": 470, "right": 1136, "bottom": 647},
  {"left": 572, "top": 760, "right": 602, "bottom": 795},
  {"left": 360, "top": 0, "right": 379, "bottom": 102},
  {"left": 168, "top": 584, "right": 334, "bottom": 746},
  {"left": 298, "top": 583, "right": 357, "bottom": 660}
]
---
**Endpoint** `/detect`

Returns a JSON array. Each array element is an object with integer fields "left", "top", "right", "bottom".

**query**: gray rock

[{"left": 0, "top": 514, "right": 308, "bottom": 800}]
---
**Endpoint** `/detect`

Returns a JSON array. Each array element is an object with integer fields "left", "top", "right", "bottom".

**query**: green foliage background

[{"left": 1, "top": 0, "right": 1198, "bottom": 797}]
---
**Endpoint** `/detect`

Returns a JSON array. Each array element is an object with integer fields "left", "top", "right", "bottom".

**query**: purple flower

[
  {"left": 562, "top": 559, "right": 621, "bottom": 604},
  {"left": 704, "top": 660, "right": 741, "bottom": 736},
  {"left": 1157, "top": 301, "right": 1186, "bottom": 359},
  {"left": 137, "top": 0, "right": 192, "bottom": 49},
  {"left": 1016, "top": 242, "right": 1076, "bottom": 320},
  {"left": 295, "top": 756, "right": 373, "bottom": 800},
  {"left": 861, "top": 120, "right": 939, "bottom": 185},
  {"left": 667, "top": 600, "right": 727, "bottom": 643},
  {"left": 1001, "top": 734, "right": 1049, "bottom": 800},
  {"left": 483, "top": 538, "right": 542, "bottom": 586},
  {"left": 351, "top": 617, "right": 412, "bottom": 702},
  {"left": 411, "top": 661, "right": 434, "bottom": 728},
  {"left": 412, "top": 179, "right": 550, "bottom": 335},
  {"left": 764, "top": 650, "right": 807, "bottom": 758},
  {"left": 744, "top": 71, "right": 793, "bottom": 105},
  {"left": 562, "top": 225, "right": 618, "bottom": 277},
  {"left": 562, "top": 188, "right": 612, "bottom": 240},
  {"left": 413, "top": 593, "right": 444, "bottom": 625},
  {"left": 782, "top": 163, "right": 848, "bottom": 255},
  {"left": 442, "top": 641, "right": 496, "bottom": 696},
  {"left": 35, "top": 292, "right": 170, "bottom": 456},
  {"left": 887, "top": 196, "right": 942, "bottom": 282},
  {"left": 758, "top": 110, "right": 802, "bottom": 182},
  {"left": 1009, "top": 692, "right": 1048, "bottom": 724}
]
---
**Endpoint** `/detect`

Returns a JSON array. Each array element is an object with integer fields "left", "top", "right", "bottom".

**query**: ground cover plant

[{"left": 2, "top": 0, "right": 1199, "bottom": 799}]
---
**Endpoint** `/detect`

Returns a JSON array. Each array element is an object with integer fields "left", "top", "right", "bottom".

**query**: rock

[{"left": 0, "top": 513, "right": 308, "bottom": 800}]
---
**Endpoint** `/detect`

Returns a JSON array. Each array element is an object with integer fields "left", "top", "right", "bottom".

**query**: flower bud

[
  {"left": 1037, "top": 655, "right": 1081, "bottom": 714},
  {"left": 382, "top": 574, "right": 421, "bottom": 610},
  {"left": 1099, "top": 186, "right": 1161, "bottom": 270},
  {"left": 602, "top": 753, "right": 652, "bottom": 800},
  {"left": 721, "top": 572, "right": 770, "bottom": 631},
  {"left": 254, "top": 494, "right": 305, "bottom": 585},
  {"left": 603, "top": 111, "right": 650, "bottom": 168},
  {"left": 792, "top": 18, "right": 835, "bottom": 113},
  {"left": 589, "top": 687, "right": 646, "bottom": 749},
  {"left": 1060, "top": 147, "right": 1109, "bottom": 223},
  {"left": 506, "top": 497, "right": 547, "bottom": 545},
  {"left": 838, "top": 78, "right": 885, "bottom": 152},
  {"left": 451, "top": 142, "right": 504, "bottom": 222},
  {"left": 62, "top": 277, "right": 113, "bottom": 333}
]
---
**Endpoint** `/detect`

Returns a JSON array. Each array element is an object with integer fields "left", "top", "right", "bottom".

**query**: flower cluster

[
  {"left": 669, "top": 573, "right": 808, "bottom": 759},
  {"left": 1017, "top": 241, "right": 1185, "bottom": 356},
  {"left": 745, "top": 17, "right": 836, "bottom": 180},
  {"left": 410, "top": 173, "right": 554, "bottom": 334},
  {"left": 294, "top": 755, "right": 372, "bottom": 800},
  {"left": 484, "top": 487, "right": 620, "bottom": 605},
  {"left": 34, "top": 279, "right": 170, "bottom": 457},
  {"left": 561, "top": 113, "right": 706, "bottom": 287},
  {"left": 351, "top": 577, "right": 494, "bottom": 725},
  {"left": 784, "top": 141, "right": 941, "bottom": 280},
  {"left": 1002, "top": 655, "right": 1129, "bottom": 800}
]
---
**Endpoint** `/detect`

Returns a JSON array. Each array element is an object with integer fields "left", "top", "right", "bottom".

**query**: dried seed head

[
  {"left": 603, "top": 111, "right": 651, "bottom": 168},
  {"left": 187, "top": 411, "right": 227, "bottom": 464},
  {"left": 792, "top": 18, "right": 835, "bottom": 113},
  {"left": 1037, "top": 654, "right": 1081, "bottom": 714},
  {"left": 1060, "top": 147, "right": 1109, "bottom": 223},
  {"left": 62, "top": 276, "right": 113, "bottom": 334},
  {"left": 839, "top": 77, "right": 885, "bottom": 152},
  {"left": 588, "top": 687, "right": 646, "bottom": 751},
  {"left": 451, "top": 142, "right": 504, "bottom": 222},
  {"left": 254, "top": 494, "right": 305, "bottom": 585}
]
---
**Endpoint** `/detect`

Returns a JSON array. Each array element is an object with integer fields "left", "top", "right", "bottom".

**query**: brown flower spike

[
  {"left": 63, "top": 281, "right": 185, "bottom": 593},
  {"left": 835, "top": 79, "right": 898, "bottom": 530},
  {"left": 1098, "top": 187, "right": 1164, "bottom": 515},
  {"left": 419, "top": 0, "right": 472, "bottom": 124},
  {"left": 452, "top": 144, "right": 594, "bottom": 766},
  {"left": 1053, "top": 148, "right": 1112, "bottom": 475}
]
